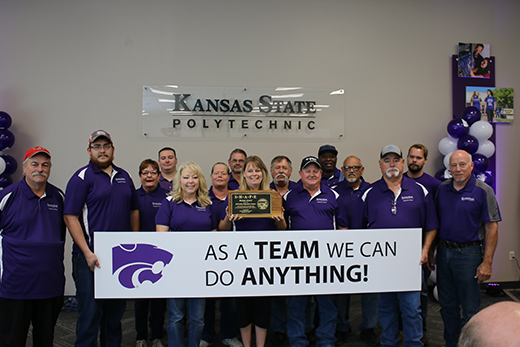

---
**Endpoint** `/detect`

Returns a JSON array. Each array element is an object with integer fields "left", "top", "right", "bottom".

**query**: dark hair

[
  {"left": 487, "top": 89, "right": 494, "bottom": 96},
  {"left": 408, "top": 144, "right": 429, "bottom": 159},
  {"left": 229, "top": 148, "right": 247, "bottom": 159},
  {"left": 139, "top": 159, "right": 160, "bottom": 175},
  {"left": 270, "top": 155, "right": 292, "bottom": 168},
  {"left": 158, "top": 147, "right": 176, "bottom": 158}
]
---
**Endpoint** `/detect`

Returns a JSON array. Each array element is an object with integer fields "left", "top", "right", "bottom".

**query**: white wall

[{"left": 1, "top": 0, "right": 519, "bottom": 295}]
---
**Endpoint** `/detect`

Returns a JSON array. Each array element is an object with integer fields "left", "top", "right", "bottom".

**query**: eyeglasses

[
  {"left": 230, "top": 159, "right": 245, "bottom": 163},
  {"left": 90, "top": 144, "right": 113, "bottom": 151},
  {"left": 343, "top": 166, "right": 362, "bottom": 171},
  {"left": 140, "top": 171, "right": 158, "bottom": 176}
]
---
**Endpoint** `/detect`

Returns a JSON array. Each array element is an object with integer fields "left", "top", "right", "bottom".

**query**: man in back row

[
  {"left": 64, "top": 130, "right": 140, "bottom": 346},
  {"left": 158, "top": 147, "right": 177, "bottom": 191}
]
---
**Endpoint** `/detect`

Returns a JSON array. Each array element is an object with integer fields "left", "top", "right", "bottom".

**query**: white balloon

[
  {"left": 469, "top": 120, "right": 493, "bottom": 141},
  {"left": 438, "top": 136, "right": 458, "bottom": 156},
  {"left": 476, "top": 140, "right": 496, "bottom": 158},
  {"left": 443, "top": 169, "right": 452, "bottom": 180},
  {"left": 444, "top": 152, "right": 454, "bottom": 170},
  {"left": 433, "top": 285, "right": 439, "bottom": 301},
  {"left": 429, "top": 269, "right": 437, "bottom": 284},
  {"left": 0, "top": 157, "right": 5, "bottom": 175}
]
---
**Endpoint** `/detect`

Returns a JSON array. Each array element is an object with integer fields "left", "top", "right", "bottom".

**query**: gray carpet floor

[{"left": 26, "top": 288, "right": 518, "bottom": 346}]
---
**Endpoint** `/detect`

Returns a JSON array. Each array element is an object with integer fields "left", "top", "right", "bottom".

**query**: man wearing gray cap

[{"left": 361, "top": 145, "right": 438, "bottom": 347}]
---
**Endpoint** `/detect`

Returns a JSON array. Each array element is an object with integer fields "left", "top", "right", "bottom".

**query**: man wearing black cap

[
  {"left": 0, "top": 146, "right": 65, "bottom": 346},
  {"left": 318, "top": 144, "right": 344, "bottom": 189},
  {"left": 283, "top": 156, "right": 347, "bottom": 347},
  {"left": 64, "top": 130, "right": 140, "bottom": 347}
]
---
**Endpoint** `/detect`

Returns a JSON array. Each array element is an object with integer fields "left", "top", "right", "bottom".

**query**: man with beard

[
  {"left": 269, "top": 155, "right": 297, "bottom": 196},
  {"left": 227, "top": 148, "right": 247, "bottom": 190},
  {"left": 318, "top": 144, "right": 344, "bottom": 189},
  {"left": 157, "top": 147, "right": 177, "bottom": 191},
  {"left": 334, "top": 156, "right": 379, "bottom": 346},
  {"left": 405, "top": 144, "right": 441, "bottom": 196},
  {"left": 361, "top": 145, "right": 438, "bottom": 347},
  {"left": 435, "top": 150, "right": 500, "bottom": 347},
  {"left": 404, "top": 144, "right": 441, "bottom": 345},
  {"left": 64, "top": 130, "right": 139, "bottom": 347},
  {"left": 0, "top": 146, "right": 65, "bottom": 346}
]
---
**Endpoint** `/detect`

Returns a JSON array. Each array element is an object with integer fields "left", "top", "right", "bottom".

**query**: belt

[{"left": 441, "top": 239, "right": 482, "bottom": 249}]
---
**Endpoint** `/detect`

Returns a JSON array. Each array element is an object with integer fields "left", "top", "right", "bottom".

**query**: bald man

[
  {"left": 435, "top": 150, "right": 501, "bottom": 347},
  {"left": 458, "top": 301, "right": 520, "bottom": 346}
]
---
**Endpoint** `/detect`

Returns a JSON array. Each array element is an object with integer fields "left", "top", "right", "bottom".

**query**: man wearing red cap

[{"left": 0, "top": 146, "right": 66, "bottom": 346}]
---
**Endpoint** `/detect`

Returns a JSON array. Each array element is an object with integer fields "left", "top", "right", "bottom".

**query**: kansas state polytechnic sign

[
  {"left": 142, "top": 85, "right": 345, "bottom": 140},
  {"left": 94, "top": 229, "right": 421, "bottom": 298}
]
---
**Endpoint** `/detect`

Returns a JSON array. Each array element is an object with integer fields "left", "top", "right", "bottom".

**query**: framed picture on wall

[
  {"left": 458, "top": 42, "right": 491, "bottom": 78},
  {"left": 465, "top": 86, "right": 514, "bottom": 123}
]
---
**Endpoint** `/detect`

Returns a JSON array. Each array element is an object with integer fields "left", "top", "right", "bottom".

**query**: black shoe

[
  {"left": 335, "top": 328, "right": 351, "bottom": 345},
  {"left": 271, "top": 331, "right": 285, "bottom": 346},
  {"left": 360, "top": 329, "right": 380, "bottom": 346}
]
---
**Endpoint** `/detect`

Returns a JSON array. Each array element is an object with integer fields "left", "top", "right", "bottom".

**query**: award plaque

[{"left": 228, "top": 190, "right": 283, "bottom": 218}]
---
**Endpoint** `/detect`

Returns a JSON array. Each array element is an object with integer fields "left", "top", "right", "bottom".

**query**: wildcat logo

[{"left": 112, "top": 244, "right": 173, "bottom": 289}]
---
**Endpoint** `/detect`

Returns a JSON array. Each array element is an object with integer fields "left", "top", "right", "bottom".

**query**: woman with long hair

[
  {"left": 156, "top": 162, "right": 219, "bottom": 347},
  {"left": 219, "top": 155, "right": 286, "bottom": 347}
]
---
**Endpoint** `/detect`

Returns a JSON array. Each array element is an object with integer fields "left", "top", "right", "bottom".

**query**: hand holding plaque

[{"left": 228, "top": 190, "right": 283, "bottom": 218}]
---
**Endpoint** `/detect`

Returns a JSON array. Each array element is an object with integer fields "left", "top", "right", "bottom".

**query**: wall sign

[
  {"left": 94, "top": 229, "right": 421, "bottom": 298},
  {"left": 142, "top": 85, "right": 345, "bottom": 140}
]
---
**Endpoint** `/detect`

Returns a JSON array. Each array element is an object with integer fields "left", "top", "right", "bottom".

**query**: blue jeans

[
  {"left": 359, "top": 293, "right": 379, "bottom": 331},
  {"left": 287, "top": 296, "right": 320, "bottom": 347},
  {"left": 314, "top": 295, "right": 338, "bottom": 347},
  {"left": 72, "top": 253, "right": 127, "bottom": 347},
  {"left": 378, "top": 291, "right": 422, "bottom": 347},
  {"left": 437, "top": 243, "right": 483, "bottom": 347},
  {"left": 201, "top": 298, "right": 237, "bottom": 342},
  {"left": 167, "top": 298, "right": 205, "bottom": 347}
]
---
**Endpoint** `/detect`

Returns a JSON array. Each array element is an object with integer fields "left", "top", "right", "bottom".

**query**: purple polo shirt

[
  {"left": 269, "top": 180, "right": 298, "bottom": 192},
  {"left": 361, "top": 176, "right": 438, "bottom": 232},
  {"left": 64, "top": 161, "right": 139, "bottom": 253},
  {"left": 335, "top": 178, "right": 371, "bottom": 229},
  {"left": 0, "top": 179, "right": 65, "bottom": 299},
  {"left": 436, "top": 176, "right": 501, "bottom": 243},
  {"left": 159, "top": 174, "right": 173, "bottom": 192},
  {"left": 209, "top": 186, "right": 228, "bottom": 219},
  {"left": 155, "top": 197, "right": 219, "bottom": 231},
  {"left": 136, "top": 185, "right": 169, "bottom": 231},
  {"left": 321, "top": 167, "right": 344, "bottom": 189},
  {"left": 228, "top": 175, "right": 240, "bottom": 190},
  {"left": 283, "top": 182, "right": 346, "bottom": 230},
  {"left": 404, "top": 172, "right": 441, "bottom": 197}
]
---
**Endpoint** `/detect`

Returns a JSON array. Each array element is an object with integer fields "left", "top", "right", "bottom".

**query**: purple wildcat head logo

[{"left": 112, "top": 244, "right": 173, "bottom": 289}]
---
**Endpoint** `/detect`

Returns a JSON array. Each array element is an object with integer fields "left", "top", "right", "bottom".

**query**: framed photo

[
  {"left": 466, "top": 86, "right": 514, "bottom": 123},
  {"left": 458, "top": 43, "right": 491, "bottom": 78}
]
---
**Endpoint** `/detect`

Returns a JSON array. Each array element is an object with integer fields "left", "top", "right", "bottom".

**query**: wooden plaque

[{"left": 228, "top": 190, "right": 283, "bottom": 218}]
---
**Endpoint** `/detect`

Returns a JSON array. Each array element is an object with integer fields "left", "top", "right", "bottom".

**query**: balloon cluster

[
  {"left": 0, "top": 112, "right": 17, "bottom": 189},
  {"left": 436, "top": 106, "right": 495, "bottom": 186}
]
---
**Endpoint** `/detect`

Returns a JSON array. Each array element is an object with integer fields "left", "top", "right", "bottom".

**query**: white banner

[{"left": 94, "top": 229, "right": 422, "bottom": 299}]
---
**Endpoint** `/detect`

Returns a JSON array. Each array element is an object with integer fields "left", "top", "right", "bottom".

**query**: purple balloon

[
  {"left": 0, "top": 129, "right": 15, "bottom": 150},
  {"left": 462, "top": 106, "right": 481, "bottom": 126},
  {"left": 434, "top": 168, "right": 449, "bottom": 181},
  {"left": 0, "top": 174, "right": 12, "bottom": 189},
  {"left": 0, "top": 112, "right": 12, "bottom": 129},
  {"left": 1, "top": 155, "right": 17, "bottom": 175},
  {"left": 475, "top": 172, "right": 494, "bottom": 187},
  {"left": 447, "top": 118, "right": 469, "bottom": 138},
  {"left": 457, "top": 135, "right": 479, "bottom": 154},
  {"left": 472, "top": 153, "right": 489, "bottom": 173}
]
